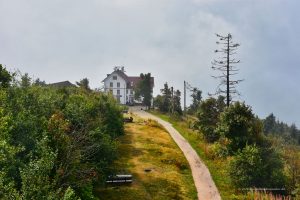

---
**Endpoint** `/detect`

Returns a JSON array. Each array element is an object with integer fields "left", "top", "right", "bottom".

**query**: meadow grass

[
  {"left": 149, "top": 111, "right": 296, "bottom": 200},
  {"left": 95, "top": 115, "right": 198, "bottom": 200},
  {"left": 148, "top": 111, "right": 278, "bottom": 200}
]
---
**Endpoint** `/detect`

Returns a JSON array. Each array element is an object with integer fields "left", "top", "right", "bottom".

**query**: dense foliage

[
  {"left": 0, "top": 64, "right": 13, "bottom": 88},
  {"left": 134, "top": 73, "right": 153, "bottom": 109},
  {"left": 229, "top": 144, "right": 286, "bottom": 188},
  {"left": 216, "top": 102, "right": 263, "bottom": 152},
  {"left": 0, "top": 69, "right": 124, "bottom": 199},
  {"left": 187, "top": 88, "right": 202, "bottom": 114},
  {"left": 153, "top": 82, "right": 182, "bottom": 115},
  {"left": 195, "top": 96, "right": 225, "bottom": 142},
  {"left": 263, "top": 113, "right": 300, "bottom": 145},
  {"left": 193, "top": 97, "right": 299, "bottom": 196}
]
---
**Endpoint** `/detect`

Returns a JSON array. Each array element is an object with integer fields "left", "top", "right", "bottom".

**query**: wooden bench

[
  {"left": 123, "top": 117, "right": 133, "bottom": 123},
  {"left": 106, "top": 174, "right": 133, "bottom": 184}
]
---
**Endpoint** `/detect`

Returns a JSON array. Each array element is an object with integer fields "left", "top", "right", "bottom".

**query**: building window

[
  {"left": 126, "top": 89, "right": 128, "bottom": 94},
  {"left": 109, "top": 89, "right": 113, "bottom": 93},
  {"left": 130, "top": 90, "right": 133, "bottom": 95},
  {"left": 117, "top": 82, "right": 120, "bottom": 88},
  {"left": 131, "top": 82, "right": 133, "bottom": 86},
  {"left": 110, "top": 82, "right": 113, "bottom": 87},
  {"left": 113, "top": 76, "right": 117, "bottom": 80},
  {"left": 117, "top": 90, "right": 120, "bottom": 95}
]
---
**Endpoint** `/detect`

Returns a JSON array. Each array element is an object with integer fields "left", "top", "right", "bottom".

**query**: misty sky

[{"left": 1, "top": 0, "right": 299, "bottom": 126}]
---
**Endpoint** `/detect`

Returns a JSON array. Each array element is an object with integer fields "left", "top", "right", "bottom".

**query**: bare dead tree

[{"left": 211, "top": 33, "right": 243, "bottom": 107}]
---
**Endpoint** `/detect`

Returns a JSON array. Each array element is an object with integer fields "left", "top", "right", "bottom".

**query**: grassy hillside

[
  {"left": 96, "top": 115, "right": 197, "bottom": 200},
  {"left": 148, "top": 111, "right": 291, "bottom": 200},
  {"left": 148, "top": 111, "right": 239, "bottom": 199}
]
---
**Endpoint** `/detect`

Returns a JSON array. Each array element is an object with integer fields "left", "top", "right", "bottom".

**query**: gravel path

[{"left": 131, "top": 107, "right": 221, "bottom": 200}]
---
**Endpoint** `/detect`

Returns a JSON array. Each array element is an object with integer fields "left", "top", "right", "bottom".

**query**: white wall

[{"left": 103, "top": 71, "right": 134, "bottom": 104}]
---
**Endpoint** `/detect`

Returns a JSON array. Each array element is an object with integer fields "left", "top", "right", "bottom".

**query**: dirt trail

[{"left": 131, "top": 107, "right": 221, "bottom": 200}]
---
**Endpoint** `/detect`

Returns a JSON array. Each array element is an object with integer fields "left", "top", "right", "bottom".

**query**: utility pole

[
  {"left": 171, "top": 86, "right": 174, "bottom": 114},
  {"left": 184, "top": 81, "right": 186, "bottom": 115}
]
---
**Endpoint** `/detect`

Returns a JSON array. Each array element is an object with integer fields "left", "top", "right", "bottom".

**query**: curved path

[{"left": 130, "top": 107, "right": 221, "bottom": 200}]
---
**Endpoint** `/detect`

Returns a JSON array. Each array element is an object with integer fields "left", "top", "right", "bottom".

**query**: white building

[{"left": 102, "top": 67, "right": 154, "bottom": 104}]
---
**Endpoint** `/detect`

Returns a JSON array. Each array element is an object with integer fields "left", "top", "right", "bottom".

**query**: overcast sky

[{"left": 1, "top": 0, "right": 299, "bottom": 126}]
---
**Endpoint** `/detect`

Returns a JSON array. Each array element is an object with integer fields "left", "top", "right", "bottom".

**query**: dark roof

[
  {"left": 127, "top": 76, "right": 141, "bottom": 88},
  {"left": 48, "top": 81, "right": 76, "bottom": 88},
  {"left": 127, "top": 76, "right": 154, "bottom": 89}
]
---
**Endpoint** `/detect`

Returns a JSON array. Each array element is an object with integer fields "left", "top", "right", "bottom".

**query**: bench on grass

[
  {"left": 106, "top": 174, "right": 133, "bottom": 184},
  {"left": 123, "top": 117, "right": 133, "bottom": 123}
]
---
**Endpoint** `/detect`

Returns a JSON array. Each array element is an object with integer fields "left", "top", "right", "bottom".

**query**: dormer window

[{"left": 113, "top": 76, "right": 117, "bottom": 80}]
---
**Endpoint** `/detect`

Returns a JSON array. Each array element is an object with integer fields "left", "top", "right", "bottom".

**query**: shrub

[
  {"left": 63, "top": 187, "right": 80, "bottom": 200},
  {"left": 216, "top": 102, "right": 263, "bottom": 152},
  {"left": 208, "top": 137, "right": 230, "bottom": 159},
  {"left": 196, "top": 96, "right": 225, "bottom": 143},
  {"left": 229, "top": 144, "right": 286, "bottom": 188},
  {"left": 0, "top": 81, "right": 124, "bottom": 199}
]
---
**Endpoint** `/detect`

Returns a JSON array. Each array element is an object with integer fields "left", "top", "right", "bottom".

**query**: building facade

[{"left": 102, "top": 67, "right": 154, "bottom": 105}]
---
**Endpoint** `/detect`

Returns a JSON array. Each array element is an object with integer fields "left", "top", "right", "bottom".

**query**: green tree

[
  {"left": 263, "top": 113, "right": 276, "bottom": 134},
  {"left": 283, "top": 145, "right": 300, "bottom": 195},
  {"left": 290, "top": 123, "right": 298, "bottom": 140},
  {"left": 155, "top": 83, "right": 172, "bottom": 113},
  {"left": 0, "top": 64, "right": 13, "bottom": 88},
  {"left": 173, "top": 89, "right": 182, "bottom": 115},
  {"left": 0, "top": 106, "right": 22, "bottom": 199},
  {"left": 153, "top": 95, "right": 163, "bottom": 111},
  {"left": 189, "top": 88, "right": 202, "bottom": 113},
  {"left": 216, "top": 102, "right": 263, "bottom": 151},
  {"left": 196, "top": 96, "right": 225, "bottom": 142},
  {"left": 76, "top": 78, "right": 91, "bottom": 91},
  {"left": 230, "top": 144, "right": 286, "bottom": 188},
  {"left": 0, "top": 78, "right": 124, "bottom": 199},
  {"left": 134, "top": 73, "right": 153, "bottom": 109},
  {"left": 20, "top": 73, "right": 31, "bottom": 88},
  {"left": 34, "top": 78, "right": 46, "bottom": 86},
  {"left": 20, "top": 136, "right": 60, "bottom": 200}
]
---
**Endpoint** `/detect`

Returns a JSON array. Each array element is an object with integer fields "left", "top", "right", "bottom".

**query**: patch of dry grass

[{"left": 96, "top": 116, "right": 197, "bottom": 200}]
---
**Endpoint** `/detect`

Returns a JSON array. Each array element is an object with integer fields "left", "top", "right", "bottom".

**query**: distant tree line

[
  {"left": 263, "top": 113, "right": 300, "bottom": 144},
  {"left": 0, "top": 64, "right": 124, "bottom": 199}
]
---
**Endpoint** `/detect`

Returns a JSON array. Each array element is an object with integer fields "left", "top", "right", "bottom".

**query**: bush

[
  {"left": 208, "top": 137, "right": 230, "bottom": 159},
  {"left": 63, "top": 187, "right": 80, "bottom": 200},
  {"left": 196, "top": 96, "right": 225, "bottom": 143},
  {"left": 216, "top": 102, "right": 263, "bottom": 152},
  {"left": 0, "top": 81, "right": 124, "bottom": 199},
  {"left": 229, "top": 144, "right": 286, "bottom": 188}
]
